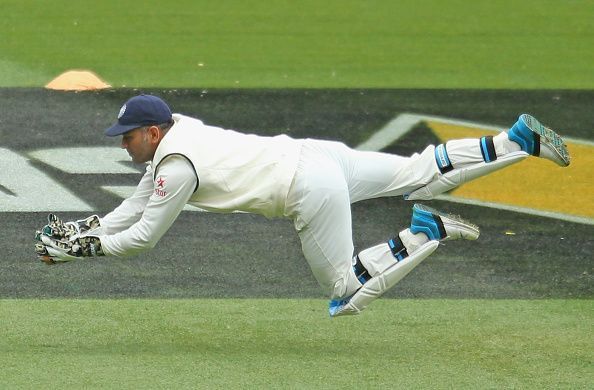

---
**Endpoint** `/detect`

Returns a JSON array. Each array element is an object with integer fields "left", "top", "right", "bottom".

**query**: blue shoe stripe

[
  {"left": 410, "top": 206, "right": 446, "bottom": 241},
  {"left": 508, "top": 116, "right": 537, "bottom": 156},
  {"left": 329, "top": 297, "right": 351, "bottom": 316}
]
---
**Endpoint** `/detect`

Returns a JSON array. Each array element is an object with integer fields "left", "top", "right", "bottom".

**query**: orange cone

[{"left": 45, "top": 70, "right": 111, "bottom": 91}]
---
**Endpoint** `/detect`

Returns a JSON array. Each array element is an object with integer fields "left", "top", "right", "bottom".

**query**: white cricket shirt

[{"left": 100, "top": 114, "right": 303, "bottom": 256}]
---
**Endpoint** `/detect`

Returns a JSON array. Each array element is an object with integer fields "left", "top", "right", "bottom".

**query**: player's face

[{"left": 121, "top": 127, "right": 154, "bottom": 163}]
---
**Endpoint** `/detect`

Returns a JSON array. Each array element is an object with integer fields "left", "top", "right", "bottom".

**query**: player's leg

[
  {"left": 330, "top": 203, "right": 480, "bottom": 316},
  {"left": 287, "top": 162, "right": 441, "bottom": 306},
  {"left": 285, "top": 145, "right": 362, "bottom": 299},
  {"left": 329, "top": 140, "right": 441, "bottom": 203},
  {"left": 334, "top": 114, "right": 570, "bottom": 203},
  {"left": 287, "top": 142, "right": 480, "bottom": 315},
  {"left": 286, "top": 140, "right": 436, "bottom": 297},
  {"left": 293, "top": 204, "right": 362, "bottom": 300},
  {"left": 285, "top": 141, "right": 442, "bottom": 301},
  {"left": 406, "top": 114, "right": 570, "bottom": 200}
]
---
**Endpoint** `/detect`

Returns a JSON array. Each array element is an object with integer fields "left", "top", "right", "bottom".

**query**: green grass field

[
  {"left": 2, "top": 299, "right": 592, "bottom": 388},
  {"left": 1, "top": 0, "right": 593, "bottom": 389},
  {"left": 2, "top": 0, "right": 594, "bottom": 88}
]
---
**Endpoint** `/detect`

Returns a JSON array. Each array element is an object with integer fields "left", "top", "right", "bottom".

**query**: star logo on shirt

[{"left": 154, "top": 176, "right": 168, "bottom": 197}]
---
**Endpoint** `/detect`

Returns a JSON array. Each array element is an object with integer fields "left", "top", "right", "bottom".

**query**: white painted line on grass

[
  {"left": 437, "top": 195, "right": 594, "bottom": 226},
  {"left": 29, "top": 147, "right": 140, "bottom": 174}
]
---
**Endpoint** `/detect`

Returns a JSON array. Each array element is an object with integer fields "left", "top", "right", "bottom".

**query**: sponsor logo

[
  {"left": 155, "top": 176, "right": 167, "bottom": 197},
  {"left": 118, "top": 104, "right": 126, "bottom": 119},
  {"left": 436, "top": 144, "right": 449, "bottom": 169}
]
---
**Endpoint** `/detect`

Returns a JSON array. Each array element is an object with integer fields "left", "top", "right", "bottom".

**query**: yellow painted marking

[{"left": 427, "top": 121, "right": 594, "bottom": 220}]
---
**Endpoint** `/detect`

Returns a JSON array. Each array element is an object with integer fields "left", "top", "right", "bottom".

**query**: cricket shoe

[
  {"left": 508, "top": 114, "right": 570, "bottom": 167},
  {"left": 410, "top": 203, "right": 480, "bottom": 241}
]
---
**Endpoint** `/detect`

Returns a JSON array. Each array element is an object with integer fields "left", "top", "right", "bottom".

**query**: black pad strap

[
  {"left": 388, "top": 236, "right": 409, "bottom": 261},
  {"left": 353, "top": 255, "right": 371, "bottom": 284},
  {"left": 480, "top": 136, "right": 498, "bottom": 163}
]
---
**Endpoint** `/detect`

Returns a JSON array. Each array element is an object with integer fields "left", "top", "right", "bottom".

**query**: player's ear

[{"left": 147, "top": 125, "right": 161, "bottom": 143}]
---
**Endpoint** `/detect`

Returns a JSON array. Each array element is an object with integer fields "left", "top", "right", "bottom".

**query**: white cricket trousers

[{"left": 284, "top": 139, "right": 440, "bottom": 299}]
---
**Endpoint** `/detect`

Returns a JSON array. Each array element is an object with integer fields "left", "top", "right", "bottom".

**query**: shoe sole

[
  {"left": 414, "top": 204, "right": 480, "bottom": 240},
  {"left": 520, "top": 114, "right": 570, "bottom": 167}
]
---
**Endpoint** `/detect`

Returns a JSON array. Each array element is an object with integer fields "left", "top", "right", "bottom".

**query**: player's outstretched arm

[
  {"left": 99, "top": 164, "right": 155, "bottom": 235},
  {"left": 99, "top": 156, "right": 196, "bottom": 257},
  {"left": 34, "top": 156, "right": 196, "bottom": 263}
]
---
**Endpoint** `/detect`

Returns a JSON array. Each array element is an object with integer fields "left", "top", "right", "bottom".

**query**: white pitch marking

[
  {"left": 28, "top": 147, "right": 141, "bottom": 174},
  {"left": 356, "top": 113, "right": 594, "bottom": 226},
  {"left": 356, "top": 114, "right": 426, "bottom": 151},
  {"left": 0, "top": 148, "right": 93, "bottom": 211},
  {"left": 437, "top": 195, "right": 594, "bottom": 226}
]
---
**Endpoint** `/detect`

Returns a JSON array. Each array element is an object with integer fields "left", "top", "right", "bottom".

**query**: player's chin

[{"left": 131, "top": 155, "right": 150, "bottom": 164}]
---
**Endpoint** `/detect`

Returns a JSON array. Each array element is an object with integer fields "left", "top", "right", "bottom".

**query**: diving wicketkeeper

[{"left": 34, "top": 94, "right": 571, "bottom": 317}]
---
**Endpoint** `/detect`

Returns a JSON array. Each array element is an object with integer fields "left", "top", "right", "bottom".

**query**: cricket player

[{"left": 35, "top": 95, "right": 570, "bottom": 316}]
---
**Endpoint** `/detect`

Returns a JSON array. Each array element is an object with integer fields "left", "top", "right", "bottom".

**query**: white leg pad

[
  {"left": 330, "top": 240, "right": 439, "bottom": 317},
  {"left": 405, "top": 151, "right": 528, "bottom": 201}
]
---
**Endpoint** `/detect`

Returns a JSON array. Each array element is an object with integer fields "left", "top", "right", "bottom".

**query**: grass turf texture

[
  {"left": 2, "top": 0, "right": 594, "bottom": 89},
  {"left": 2, "top": 2, "right": 593, "bottom": 386},
  {"left": 1, "top": 299, "right": 591, "bottom": 389}
]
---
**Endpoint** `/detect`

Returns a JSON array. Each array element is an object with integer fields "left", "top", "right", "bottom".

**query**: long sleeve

[
  {"left": 100, "top": 156, "right": 197, "bottom": 256},
  {"left": 100, "top": 164, "right": 154, "bottom": 235}
]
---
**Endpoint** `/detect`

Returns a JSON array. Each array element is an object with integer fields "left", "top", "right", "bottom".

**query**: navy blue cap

[{"left": 105, "top": 94, "right": 172, "bottom": 136}]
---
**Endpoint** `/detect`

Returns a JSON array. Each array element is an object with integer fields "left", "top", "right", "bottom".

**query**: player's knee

[
  {"left": 405, "top": 145, "right": 441, "bottom": 184},
  {"left": 328, "top": 271, "right": 362, "bottom": 300}
]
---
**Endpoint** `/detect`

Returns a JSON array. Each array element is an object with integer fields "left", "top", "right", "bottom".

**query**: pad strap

[
  {"left": 435, "top": 143, "right": 454, "bottom": 174},
  {"left": 480, "top": 136, "right": 498, "bottom": 163},
  {"left": 388, "top": 236, "right": 409, "bottom": 261},
  {"left": 353, "top": 255, "right": 371, "bottom": 284}
]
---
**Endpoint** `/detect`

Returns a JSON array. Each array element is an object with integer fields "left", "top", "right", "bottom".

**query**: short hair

[
  {"left": 157, "top": 119, "right": 174, "bottom": 133},
  {"left": 140, "top": 119, "right": 174, "bottom": 133}
]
